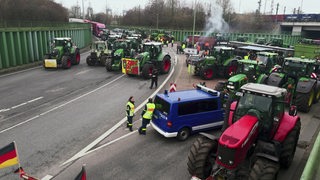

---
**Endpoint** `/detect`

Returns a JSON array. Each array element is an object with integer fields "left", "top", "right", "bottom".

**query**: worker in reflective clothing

[
  {"left": 139, "top": 98, "right": 155, "bottom": 135},
  {"left": 126, "top": 96, "right": 135, "bottom": 131}
]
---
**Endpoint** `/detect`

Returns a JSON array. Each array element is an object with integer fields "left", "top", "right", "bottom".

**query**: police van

[{"left": 151, "top": 84, "right": 224, "bottom": 141}]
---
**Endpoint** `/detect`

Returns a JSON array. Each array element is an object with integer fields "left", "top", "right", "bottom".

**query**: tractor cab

[
  {"left": 282, "top": 57, "right": 317, "bottom": 79},
  {"left": 233, "top": 83, "right": 287, "bottom": 139},
  {"left": 142, "top": 42, "right": 162, "bottom": 59},
  {"left": 211, "top": 46, "right": 235, "bottom": 63}
]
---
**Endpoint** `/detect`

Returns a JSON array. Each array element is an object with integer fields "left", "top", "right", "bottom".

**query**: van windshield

[{"left": 154, "top": 96, "right": 170, "bottom": 115}]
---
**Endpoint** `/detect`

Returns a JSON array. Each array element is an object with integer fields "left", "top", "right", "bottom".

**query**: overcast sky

[{"left": 55, "top": 0, "right": 319, "bottom": 15}]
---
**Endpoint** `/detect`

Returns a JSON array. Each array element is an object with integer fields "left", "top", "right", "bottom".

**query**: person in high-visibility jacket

[
  {"left": 138, "top": 98, "right": 155, "bottom": 135},
  {"left": 126, "top": 96, "right": 135, "bottom": 131}
]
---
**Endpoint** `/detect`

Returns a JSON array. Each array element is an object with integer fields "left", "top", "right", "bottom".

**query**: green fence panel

[{"left": 0, "top": 23, "right": 91, "bottom": 70}]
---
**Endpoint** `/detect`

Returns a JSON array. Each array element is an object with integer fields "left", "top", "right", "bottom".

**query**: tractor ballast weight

[
  {"left": 188, "top": 83, "right": 301, "bottom": 180},
  {"left": 43, "top": 37, "right": 80, "bottom": 69},
  {"left": 122, "top": 42, "right": 171, "bottom": 79}
]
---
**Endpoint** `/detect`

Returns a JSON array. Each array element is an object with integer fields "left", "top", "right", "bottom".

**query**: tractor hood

[
  {"left": 228, "top": 74, "right": 247, "bottom": 83},
  {"left": 51, "top": 46, "right": 63, "bottom": 58},
  {"left": 114, "top": 49, "right": 124, "bottom": 57},
  {"left": 216, "top": 114, "right": 259, "bottom": 169}
]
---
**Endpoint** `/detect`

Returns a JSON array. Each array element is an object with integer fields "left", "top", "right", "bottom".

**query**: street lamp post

[
  {"left": 82, "top": 0, "right": 85, "bottom": 19},
  {"left": 192, "top": 0, "right": 196, "bottom": 45}
]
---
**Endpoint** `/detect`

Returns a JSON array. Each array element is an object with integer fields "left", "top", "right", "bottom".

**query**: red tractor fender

[
  {"left": 228, "top": 101, "right": 237, "bottom": 126},
  {"left": 273, "top": 112, "right": 300, "bottom": 142}
]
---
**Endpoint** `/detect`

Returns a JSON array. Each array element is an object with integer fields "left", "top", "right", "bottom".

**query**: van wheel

[{"left": 177, "top": 128, "right": 190, "bottom": 141}]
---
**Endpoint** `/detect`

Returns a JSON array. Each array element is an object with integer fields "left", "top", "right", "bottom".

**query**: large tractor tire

[
  {"left": 313, "top": 87, "right": 320, "bottom": 103},
  {"left": 280, "top": 119, "right": 301, "bottom": 168},
  {"left": 86, "top": 56, "right": 96, "bottom": 66},
  {"left": 100, "top": 55, "right": 108, "bottom": 66},
  {"left": 200, "top": 67, "right": 215, "bottom": 80},
  {"left": 72, "top": 50, "right": 80, "bottom": 65},
  {"left": 105, "top": 58, "right": 113, "bottom": 71},
  {"left": 249, "top": 158, "right": 280, "bottom": 180},
  {"left": 142, "top": 63, "right": 154, "bottom": 79},
  {"left": 61, "top": 56, "right": 72, "bottom": 69},
  {"left": 187, "top": 136, "right": 218, "bottom": 179},
  {"left": 160, "top": 56, "right": 171, "bottom": 74},
  {"left": 225, "top": 60, "right": 238, "bottom": 78},
  {"left": 296, "top": 89, "right": 315, "bottom": 112}
]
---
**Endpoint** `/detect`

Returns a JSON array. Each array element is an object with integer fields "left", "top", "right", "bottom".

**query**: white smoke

[{"left": 203, "top": 1, "right": 230, "bottom": 37}]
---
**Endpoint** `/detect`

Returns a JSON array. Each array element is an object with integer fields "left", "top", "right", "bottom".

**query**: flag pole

[{"left": 13, "top": 141, "right": 21, "bottom": 169}]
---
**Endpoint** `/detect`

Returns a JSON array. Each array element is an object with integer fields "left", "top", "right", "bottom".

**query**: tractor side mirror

[{"left": 289, "top": 105, "right": 297, "bottom": 116}]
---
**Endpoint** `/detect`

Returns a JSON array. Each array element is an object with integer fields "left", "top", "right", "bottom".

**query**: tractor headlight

[
  {"left": 229, "top": 160, "right": 234, "bottom": 165},
  {"left": 227, "top": 85, "right": 235, "bottom": 90}
]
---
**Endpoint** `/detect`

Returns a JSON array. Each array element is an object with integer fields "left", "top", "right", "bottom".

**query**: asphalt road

[{"left": 0, "top": 45, "right": 319, "bottom": 180}]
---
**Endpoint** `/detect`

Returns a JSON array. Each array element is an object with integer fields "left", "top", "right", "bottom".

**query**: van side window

[{"left": 178, "top": 99, "right": 218, "bottom": 116}]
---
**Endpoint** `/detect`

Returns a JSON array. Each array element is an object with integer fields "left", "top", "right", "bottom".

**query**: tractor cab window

[{"left": 235, "top": 93, "right": 272, "bottom": 123}]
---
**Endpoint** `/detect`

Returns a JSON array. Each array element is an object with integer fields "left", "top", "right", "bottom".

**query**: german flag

[{"left": 0, "top": 142, "right": 19, "bottom": 169}]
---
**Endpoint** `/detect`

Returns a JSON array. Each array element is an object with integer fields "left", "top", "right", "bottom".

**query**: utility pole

[
  {"left": 257, "top": 0, "right": 262, "bottom": 14},
  {"left": 270, "top": 0, "right": 274, "bottom": 14},
  {"left": 283, "top": 6, "right": 286, "bottom": 14},
  {"left": 264, "top": 0, "right": 268, "bottom": 14},
  {"left": 275, "top": 3, "right": 279, "bottom": 23},
  {"left": 192, "top": 0, "right": 196, "bottom": 45},
  {"left": 82, "top": 0, "right": 85, "bottom": 19}
]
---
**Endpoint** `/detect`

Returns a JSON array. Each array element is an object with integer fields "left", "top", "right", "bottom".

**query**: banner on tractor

[
  {"left": 122, "top": 58, "right": 140, "bottom": 75},
  {"left": 44, "top": 59, "right": 57, "bottom": 68}
]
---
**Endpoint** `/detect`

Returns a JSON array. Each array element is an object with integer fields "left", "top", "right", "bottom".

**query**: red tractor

[{"left": 187, "top": 83, "right": 301, "bottom": 180}]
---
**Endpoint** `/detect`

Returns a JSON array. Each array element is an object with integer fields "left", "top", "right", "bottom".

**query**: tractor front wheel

[
  {"left": 72, "top": 50, "right": 80, "bottom": 65},
  {"left": 249, "top": 158, "right": 280, "bottom": 180},
  {"left": 86, "top": 56, "right": 96, "bottom": 66},
  {"left": 61, "top": 56, "right": 71, "bottom": 69},
  {"left": 225, "top": 61, "right": 238, "bottom": 78},
  {"left": 296, "top": 90, "right": 314, "bottom": 112},
  {"left": 142, "top": 63, "right": 154, "bottom": 79},
  {"left": 105, "top": 58, "right": 113, "bottom": 71},
  {"left": 100, "top": 55, "right": 108, "bottom": 66},
  {"left": 187, "top": 136, "right": 218, "bottom": 179},
  {"left": 160, "top": 56, "right": 171, "bottom": 74},
  {"left": 200, "top": 67, "right": 215, "bottom": 80},
  {"left": 280, "top": 119, "right": 301, "bottom": 168},
  {"left": 313, "top": 87, "right": 320, "bottom": 103}
]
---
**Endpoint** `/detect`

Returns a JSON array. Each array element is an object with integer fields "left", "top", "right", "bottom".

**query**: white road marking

[
  {"left": 0, "top": 75, "right": 125, "bottom": 135},
  {"left": 75, "top": 69, "right": 91, "bottom": 75},
  {"left": 41, "top": 175, "right": 53, "bottom": 180},
  {"left": 0, "top": 97, "right": 43, "bottom": 112},
  {"left": 60, "top": 54, "right": 177, "bottom": 166}
]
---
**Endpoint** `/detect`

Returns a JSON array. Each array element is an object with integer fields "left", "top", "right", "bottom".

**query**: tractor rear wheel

[
  {"left": 72, "top": 50, "right": 80, "bottom": 65},
  {"left": 142, "top": 63, "right": 154, "bottom": 79},
  {"left": 296, "top": 89, "right": 314, "bottom": 112},
  {"left": 61, "top": 56, "right": 71, "bottom": 69},
  {"left": 249, "top": 158, "right": 279, "bottom": 180},
  {"left": 160, "top": 56, "right": 171, "bottom": 74},
  {"left": 280, "top": 119, "right": 301, "bottom": 168},
  {"left": 86, "top": 56, "right": 95, "bottom": 66},
  {"left": 314, "top": 87, "right": 320, "bottom": 103},
  {"left": 200, "top": 67, "right": 215, "bottom": 80},
  {"left": 105, "top": 58, "right": 113, "bottom": 71},
  {"left": 187, "top": 136, "right": 218, "bottom": 179}
]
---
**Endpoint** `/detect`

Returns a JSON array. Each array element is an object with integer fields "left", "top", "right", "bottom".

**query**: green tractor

[
  {"left": 86, "top": 41, "right": 112, "bottom": 66},
  {"left": 261, "top": 57, "right": 320, "bottom": 112},
  {"left": 105, "top": 39, "right": 140, "bottom": 71},
  {"left": 194, "top": 46, "right": 240, "bottom": 80},
  {"left": 122, "top": 42, "right": 171, "bottom": 79},
  {"left": 215, "top": 52, "right": 280, "bottom": 105},
  {"left": 43, "top": 37, "right": 80, "bottom": 69}
]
